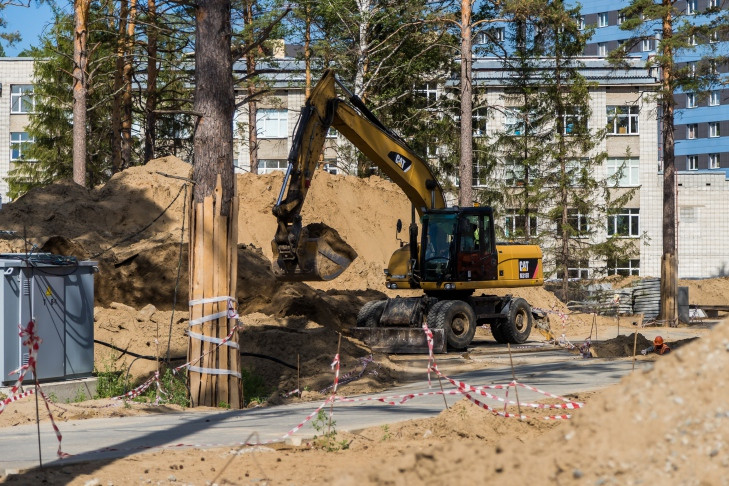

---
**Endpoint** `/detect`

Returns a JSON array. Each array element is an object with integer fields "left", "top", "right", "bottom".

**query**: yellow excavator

[{"left": 272, "top": 70, "right": 547, "bottom": 352}]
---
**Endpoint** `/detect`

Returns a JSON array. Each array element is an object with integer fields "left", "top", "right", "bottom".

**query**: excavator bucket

[{"left": 272, "top": 223, "right": 358, "bottom": 281}]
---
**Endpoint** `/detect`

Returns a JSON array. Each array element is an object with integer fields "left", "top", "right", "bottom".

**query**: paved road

[{"left": 0, "top": 351, "right": 652, "bottom": 474}]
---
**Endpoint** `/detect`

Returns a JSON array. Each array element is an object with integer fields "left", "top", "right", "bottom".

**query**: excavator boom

[{"left": 272, "top": 69, "right": 445, "bottom": 281}]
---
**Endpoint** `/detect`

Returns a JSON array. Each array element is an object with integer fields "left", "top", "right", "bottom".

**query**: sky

[{"left": 3, "top": 2, "right": 57, "bottom": 56}]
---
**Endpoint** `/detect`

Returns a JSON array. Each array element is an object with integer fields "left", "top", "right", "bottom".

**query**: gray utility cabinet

[{"left": 1, "top": 254, "right": 97, "bottom": 385}]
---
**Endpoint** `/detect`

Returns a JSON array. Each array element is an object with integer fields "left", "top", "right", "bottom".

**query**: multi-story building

[
  {"left": 570, "top": 0, "right": 729, "bottom": 278},
  {"left": 0, "top": 57, "right": 34, "bottom": 204}
]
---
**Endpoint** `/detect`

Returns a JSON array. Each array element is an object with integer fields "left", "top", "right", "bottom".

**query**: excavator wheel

[
  {"left": 429, "top": 300, "right": 477, "bottom": 350},
  {"left": 502, "top": 298, "right": 533, "bottom": 344},
  {"left": 357, "top": 300, "right": 387, "bottom": 328},
  {"left": 489, "top": 322, "right": 508, "bottom": 344}
]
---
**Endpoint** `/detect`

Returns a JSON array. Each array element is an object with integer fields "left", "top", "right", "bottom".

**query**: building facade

[
  {"left": 0, "top": 58, "right": 34, "bottom": 204},
  {"left": 569, "top": 0, "right": 729, "bottom": 278}
]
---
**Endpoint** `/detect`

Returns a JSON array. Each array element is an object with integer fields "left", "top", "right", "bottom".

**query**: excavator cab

[{"left": 419, "top": 208, "right": 498, "bottom": 284}]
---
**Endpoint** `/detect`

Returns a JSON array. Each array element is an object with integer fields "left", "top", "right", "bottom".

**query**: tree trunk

[
  {"left": 73, "top": 0, "right": 91, "bottom": 186},
  {"left": 304, "top": 3, "right": 312, "bottom": 99},
  {"left": 245, "top": 0, "right": 258, "bottom": 174},
  {"left": 458, "top": 0, "right": 473, "bottom": 207},
  {"left": 112, "top": 0, "right": 128, "bottom": 173},
  {"left": 120, "top": 0, "right": 138, "bottom": 169},
  {"left": 659, "top": 4, "right": 678, "bottom": 326},
  {"left": 143, "top": 0, "right": 158, "bottom": 163},
  {"left": 189, "top": 0, "right": 241, "bottom": 408}
]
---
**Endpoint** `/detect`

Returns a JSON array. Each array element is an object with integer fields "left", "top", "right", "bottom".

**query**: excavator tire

[
  {"left": 425, "top": 300, "right": 448, "bottom": 331},
  {"left": 501, "top": 298, "right": 533, "bottom": 344},
  {"left": 357, "top": 300, "right": 387, "bottom": 328},
  {"left": 490, "top": 322, "right": 508, "bottom": 344},
  {"left": 430, "top": 300, "right": 477, "bottom": 350}
]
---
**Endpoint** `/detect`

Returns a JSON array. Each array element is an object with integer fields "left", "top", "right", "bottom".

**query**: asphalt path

[{"left": 0, "top": 351, "right": 652, "bottom": 474}]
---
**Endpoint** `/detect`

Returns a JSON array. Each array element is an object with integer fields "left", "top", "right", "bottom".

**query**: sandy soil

[{"left": 1, "top": 157, "right": 729, "bottom": 484}]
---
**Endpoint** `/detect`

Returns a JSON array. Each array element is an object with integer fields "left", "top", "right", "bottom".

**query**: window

[
  {"left": 709, "top": 153, "right": 720, "bottom": 169},
  {"left": 566, "top": 158, "right": 588, "bottom": 186},
  {"left": 415, "top": 83, "right": 439, "bottom": 108},
  {"left": 598, "top": 43, "right": 607, "bottom": 57},
  {"left": 323, "top": 160, "right": 338, "bottom": 174},
  {"left": 10, "top": 85, "right": 35, "bottom": 114},
  {"left": 326, "top": 126, "right": 337, "bottom": 138},
  {"left": 473, "top": 158, "right": 489, "bottom": 187},
  {"left": 578, "top": 16, "right": 585, "bottom": 30},
  {"left": 258, "top": 159, "right": 287, "bottom": 174},
  {"left": 607, "top": 157, "right": 640, "bottom": 186},
  {"left": 689, "top": 34, "right": 697, "bottom": 46},
  {"left": 686, "top": 92, "right": 696, "bottom": 108},
  {"left": 473, "top": 107, "right": 488, "bottom": 137},
  {"left": 568, "top": 260, "right": 590, "bottom": 279},
  {"left": 710, "top": 0, "right": 719, "bottom": 7},
  {"left": 642, "top": 39, "right": 652, "bottom": 51},
  {"left": 687, "top": 124, "right": 697, "bottom": 139},
  {"left": 607, "top": 208, "right": 640, "bottom": 237},
  {"left": 618, "top": 12, "right": 626, "bottom": 25},
  {"left": 606, "top": 105, "right": 639, "bottom": 134},
  {"left": 710, "top": 31, "right": 719, "bottom": 43},
  {"left": 494, "top": 27, "right": 505, "bottom": 42},
  {"left": 560, "top": 106, "right": 586, "bottom": 135},
  {"left": 608, "top": 259, "right": 640, "bottom": 276},
  {"left": 561, "top": 209, "right": 591, "bottom": 237},
  {"left": 504, "top": 107, "right": 528, "bottom": 136},
  {"left": 687, "top": 61, "right": 697, "bottom": 77},
  {"left": 598, "top": 12, "right": 608, "bottom": 28},
  {"left": 504, "top": 210, "right": 537, "bottom": 238},
  {"left": 709, "top": 91, "right": 720, "bottom": 106},
  {"left": 256, "top": 109, "right": 288, "bottom": 138},
  {"left": 10, "top": 132, "right": 34, "bottom": 161},
  {"left": 504, "top": 159, "right": 526, "bottom": 186},
  {"left": 686, "top": 0, "right": 697, "bottom": 14},
  {"left": 687, "top": 155, "right": 698, "bottom": 170},
  {"left": 474, "top": 32, "right": 488, "bottom": 44},
  {"left": 709, "top": 60, "right": 718, "bottom": 75},
  {"left": 709, "top": 122, "right": 720, "bottom": 137}
]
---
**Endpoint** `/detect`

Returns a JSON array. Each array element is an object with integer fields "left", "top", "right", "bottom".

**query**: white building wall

[
  {"left": 638, "top": 90, "right": 662, "bottom": 278},
  {"left": 0, "top": 58, "right": 35, "bottom": 203}
]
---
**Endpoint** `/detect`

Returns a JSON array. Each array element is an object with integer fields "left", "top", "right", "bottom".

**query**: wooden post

[{"left": 187, "top": 175, "right": 242, "bottom": 408}]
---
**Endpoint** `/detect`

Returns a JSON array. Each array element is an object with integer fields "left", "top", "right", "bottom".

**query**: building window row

[
  {"left": 500, "top": 208, "right": 640, "bottom": 238},
  {"left": 686, "top": 122, "right": 721, "bottom": 139},
  {"left": 685, "top": 90, "right": 722, "bottom": 108},
  {"left": 687, "top": 153, "right": 722, "bottom": 170},
  {"left": 256, "top": 109, "right": 288, "bottom": 139}
]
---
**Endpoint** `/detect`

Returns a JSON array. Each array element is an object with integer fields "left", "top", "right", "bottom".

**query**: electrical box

[{"left": 1, "top": 254, "right": 97, "bottom": 385}]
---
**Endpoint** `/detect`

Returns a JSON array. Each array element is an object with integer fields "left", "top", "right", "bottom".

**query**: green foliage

[
  {"left": 241, "top": 367, "right": 268, "bottom": 405},
  {"left": 380, "top": 424, "right": 391, "bottom": 441},
  {"left": 94, "top": 357, "right": 131, "bottom": 399},
  {"left": 311, "top": 409, "right": 350, "bottom": 451},
  {"left": 72, "top": 387, "right": 87, "bottom": 403},
  {"left": 142, "top": 368, "right": 190, "bottom": 408}
]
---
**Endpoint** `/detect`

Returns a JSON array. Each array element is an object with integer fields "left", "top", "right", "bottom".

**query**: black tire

[
  {"left": 430, "top": 300, "right": 477, "bottom": 350},
  {"left": 502, "top": 298, "right": 533, "bottom": 344},
  {"left": 490, "top": 322, "right": 508, "bottom": 344},
  {"left": 356, "top": 300, "right": 386, "bottom": 328},
  {"left": 425, "top": 300, "right": 447, "bottom": 330}
]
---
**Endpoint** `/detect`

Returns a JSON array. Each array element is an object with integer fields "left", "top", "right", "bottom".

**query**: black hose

[{"left": 95, "top": 339, "right": 297, "bottom": 369}]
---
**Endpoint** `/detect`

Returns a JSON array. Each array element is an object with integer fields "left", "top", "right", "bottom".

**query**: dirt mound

[{"left": 327, "top": 319, "right": 729, "bottom": 485}]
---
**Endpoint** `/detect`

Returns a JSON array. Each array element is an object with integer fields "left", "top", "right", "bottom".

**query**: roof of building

[{"left": 465, "top": 57, "right": 659, "bottom": 86}]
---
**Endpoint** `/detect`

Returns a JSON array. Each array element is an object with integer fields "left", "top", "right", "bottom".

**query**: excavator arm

[{"left": 272, "top": 69, "right": 446, "bottom": 281}]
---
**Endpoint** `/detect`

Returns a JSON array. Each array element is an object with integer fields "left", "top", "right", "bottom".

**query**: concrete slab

[{"left": 1, "top": 377, "right": 98, "bottom": 403}]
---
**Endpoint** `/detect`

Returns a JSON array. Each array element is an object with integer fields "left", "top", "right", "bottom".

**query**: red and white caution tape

[
  {"left": 113, "top": 371, "right": 160, "bottom": 401},
  {"left": 0, "top": 321, "right": 67, "bottom": 457}
]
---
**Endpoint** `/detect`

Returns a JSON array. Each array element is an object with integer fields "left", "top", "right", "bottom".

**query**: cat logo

[
  {"left": 388, "top": 151, "right": 412, "bottom": 172},
  {"left": 519, "top": 260, "right": 530, "bottom": 279}
]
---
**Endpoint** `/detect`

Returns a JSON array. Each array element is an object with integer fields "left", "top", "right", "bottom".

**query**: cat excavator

[{"left": 272, "top": 69, "right": 550, "bottom": 352}]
